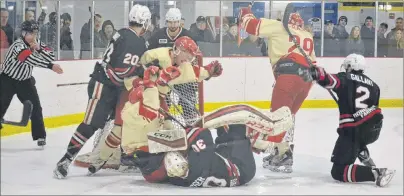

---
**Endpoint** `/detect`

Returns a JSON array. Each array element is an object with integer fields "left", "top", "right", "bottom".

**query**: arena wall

[{"left": 2, "top": 57, "right": 402, "bottom": 136}]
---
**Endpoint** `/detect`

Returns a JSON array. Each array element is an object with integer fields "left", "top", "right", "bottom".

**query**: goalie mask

[
  {"left": 173, "top": 36, "right": 201, "bottom": 64},
  {"left": 164, "top": 151, "right": 189, "bottom": 178}
]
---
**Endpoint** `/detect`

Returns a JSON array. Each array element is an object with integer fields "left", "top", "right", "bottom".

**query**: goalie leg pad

[
  {"left": 148, "top": 129, "right": 187, "bottom": 153},
  {"left": 99, "top": 125, "right": 122, "bottom": 161}
]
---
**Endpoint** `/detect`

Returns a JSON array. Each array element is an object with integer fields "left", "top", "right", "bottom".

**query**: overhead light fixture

[
  {"left": 167, "top": 1, "right": 175, "bottom": 6},
  {"left": 41, "top": 6, "right": 48, "bottom": 10},
  {"left": 8, "top": 6, "right": 14, "bottom": 11}
]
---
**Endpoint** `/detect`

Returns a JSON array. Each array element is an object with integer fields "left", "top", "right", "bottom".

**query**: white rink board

[{"left": 3, "top": 57, "right": 403, "bottom": 120}]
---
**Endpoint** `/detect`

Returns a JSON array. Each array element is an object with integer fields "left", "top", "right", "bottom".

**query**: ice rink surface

[{"left": 1, "top": 109, "right": 403, "bottom": 195}]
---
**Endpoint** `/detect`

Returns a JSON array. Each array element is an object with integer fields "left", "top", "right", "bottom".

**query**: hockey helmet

[
  {"left": 21, "top": 20, "right": 39, "bottom": 33},
  {"left": 166, "top": 8, "right": 181, "bottom": 22},
  {"left": 174, "top": 36, "right": 201, "bottom": 56},
  {"left": 341, "top": 53, "right": 366, "bottom": 73},
  {"left": 288, "top": 12, "right": 304, "bottom": 28},
  {"left": 164, "top": 151, "right": 189, "bottom": 178},
  {"left": 129, "top": 4, "right": 151, "bottom": 29}
]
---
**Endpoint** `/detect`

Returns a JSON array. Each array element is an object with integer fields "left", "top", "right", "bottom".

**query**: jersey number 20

[
  {"left": 123, "top": 53, "right": 139, "bottom": 66},
  {"left": 288, "top": 35, "right": 314, "bottom": 56},
  {"left": 356, "top": 86, "right": 370, "bottom": 109}
]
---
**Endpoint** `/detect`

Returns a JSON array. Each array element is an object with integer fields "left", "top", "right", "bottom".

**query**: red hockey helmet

[
  {"left": 288, "top": 12, "right": 304, "bottom": 28},
  {"left": 174, "top": 36, "right": 201, "bottom": 57}
]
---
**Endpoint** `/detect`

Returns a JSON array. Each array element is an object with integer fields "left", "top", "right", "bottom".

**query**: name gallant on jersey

[{"left": 350, "top": 74, "right": 373, "bottom": 86}]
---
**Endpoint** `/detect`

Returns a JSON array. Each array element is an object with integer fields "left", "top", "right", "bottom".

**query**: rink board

[{"left": 1, "top": 57, "right": 402, "bottom": 137}]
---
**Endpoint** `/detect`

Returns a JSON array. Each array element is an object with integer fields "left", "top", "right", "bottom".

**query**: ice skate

[
  {"left": 53, "top": 157, "right": 72, "bottom": 179},
  {"left": 373, "top": 168, "right": 396, "bottom": 187},
  {"left": 37, "top": 138, "right": 46, "bottom": 148},
  {"left": 263, "top": 144, "right": 294, "bottom": 173}
]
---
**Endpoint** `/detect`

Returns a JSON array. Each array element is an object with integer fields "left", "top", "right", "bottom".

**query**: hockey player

[
  {"left": 147, "top": 8, "right": 193, "bottom": 49},
  {"left": 147, "top": 7, "right": 199, "bottom": 126},
  {"left": 309, "top": 53, "right": 395, "bottom": 187},
  {"left": 238, "top": 4, "right": 316, "bottom": 173},
  {"left": 53, "top": 4, "right": 152, "bottom": 179},
  {"left": 85, "top": 36, "right": 223, "bottom": 174}
]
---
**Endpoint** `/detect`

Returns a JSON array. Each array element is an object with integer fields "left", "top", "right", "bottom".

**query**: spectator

[
  {"left": 189, "top": 16, "right": 215, "bottom": 42},
  {"left": 60, "top": 13, "right": 74, "bottom": 59},
  {"left": 80, "top": 14, "right": 103, "bottom": 59},
  {"left": 223, "top": 23, "right": 237, "bottom": 43},
  {"left": 15, "top": 9, "right": 38, "bottom": 41},
  {"left": 239, "top": 34, "right": 267, "bottom": 56},
  {"left": 0, "top": 29, "right": 8, "bottom": 65},
  {"left": 386, "top": 17, "right": 403, "bottom": 41},
  {"left": 99, "top": 20, "right": 116, "bottom": 47},
  {"left": 360, "top": 16, "right": 375, "bottom": 57},
  {"left": 323, "top": 20, "right": 341, "bottom": 56},
  {"left": 377, "top": 23, "right": 389, "bottom": 57},
  {"left": 387, "top": 29, "right": 404, "bottom": 57},
  {"left": 334, "top": 16, "right": 349, "bottom": 40},
  {"left": 1, "top": 8, "right": 14, "bottom": 45},
  {"left": 344, "top": 26, "right": 365, "bottom": 56},
  {"left": 40, "top": 12, "right": 57, "bottom": 51},
  {"left": 143, "top": 14, "right": 159, "bottom": 41}
]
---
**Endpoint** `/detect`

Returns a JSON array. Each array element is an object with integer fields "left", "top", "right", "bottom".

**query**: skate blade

[
  {"left": 264, "top": 164, "right": 293, "bottom": 173},
  {"left": 377, "top": 170, "right": 396, "bottom": 187},
  {"left": 53, "top": 169, "right": 66, "bottom": 179}
]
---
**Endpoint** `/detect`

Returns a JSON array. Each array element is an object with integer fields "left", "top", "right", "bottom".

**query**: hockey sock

[
  {"left": 98, "top": 125, "right": 122, "bottom": 160},
  {"left": 331, "top": 163, "right": 375, "bottom": 183},
  {"left": 64, "top": 123, "right": 97, "bottom": 160}
]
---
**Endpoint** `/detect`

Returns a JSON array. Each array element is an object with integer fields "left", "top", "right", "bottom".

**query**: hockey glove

[
  {"left": 309, "top": 66, "right": 326, "bottom": 81},
  {"left": 204, "top": 60, "right": 223, "bottom": 78},
  {"left": 156, "top": 66, "right": 181, "bottom": 86},
  {"left": 128, "top": 85, "right": 144, "bottom": 104},
  {"left": 143, "top": 66, "right": 160, "bottom": 88}
]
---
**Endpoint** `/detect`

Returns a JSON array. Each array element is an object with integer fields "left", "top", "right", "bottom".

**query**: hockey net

[{"left": 73, "top": 56, "right": 204, "bottom": 169}]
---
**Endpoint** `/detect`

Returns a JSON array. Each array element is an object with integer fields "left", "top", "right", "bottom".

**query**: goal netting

[{"left": 73, "top": 56, "right": 204, "bottom": 170}]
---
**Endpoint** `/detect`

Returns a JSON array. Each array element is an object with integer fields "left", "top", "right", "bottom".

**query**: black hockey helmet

[{"left": 21, "top": 20, "right": 39, "bottom": 33}]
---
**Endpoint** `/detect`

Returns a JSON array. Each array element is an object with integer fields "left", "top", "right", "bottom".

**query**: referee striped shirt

[{"left": 1, "top": 38, "right": 55, "bottom": 81}]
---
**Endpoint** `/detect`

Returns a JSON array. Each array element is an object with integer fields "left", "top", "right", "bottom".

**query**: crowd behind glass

[{"left": 1, "top": 1, "right": 403, "bottom": 61}]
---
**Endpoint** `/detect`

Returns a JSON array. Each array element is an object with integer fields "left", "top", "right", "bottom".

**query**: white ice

[{"left": 1, "top": 109, "right": 403, "bottom": 195}]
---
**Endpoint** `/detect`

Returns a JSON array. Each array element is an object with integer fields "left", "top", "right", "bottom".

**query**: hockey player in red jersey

[{"left": 238, "top": 4, "right": 316, "bottom": 172}]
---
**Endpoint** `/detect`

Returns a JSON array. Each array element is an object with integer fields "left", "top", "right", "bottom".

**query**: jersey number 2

[
  {"left": 356, "top": 86, "right": 370, "bottom": 109},
  {"left": 123, "top": 53, "right": 139, "bottom": 66},
  {"left": 288, "top": 35, "right": 314, "bottom": 56}
]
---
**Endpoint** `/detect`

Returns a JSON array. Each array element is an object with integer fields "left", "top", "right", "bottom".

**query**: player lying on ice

[
  {"left": 309, "top": 53, "right": 395, "bottom": 187},
  {"left": 85, "top": 36, "right": 223, "bottom": 175},
  {"left": 119, "top": 104, "right": 295, "bottom": 187}
]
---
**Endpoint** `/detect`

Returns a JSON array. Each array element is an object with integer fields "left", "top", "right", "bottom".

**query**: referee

[{"left": 0, "top": 20, "right": 63, "bottom": 147}]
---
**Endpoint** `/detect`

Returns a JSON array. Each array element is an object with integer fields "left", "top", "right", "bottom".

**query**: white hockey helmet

[
  {"left": 129, "top": 4, "right": 151, "bottom": 29},
  {"left": 164, "top": 151, "right": 189, "bottom": 178},
  {"left": 341, "top": 53, "right": 366, "bottom": 73},
  {"left": 165, "top": 8, "right": 182, "bottom": 22}
]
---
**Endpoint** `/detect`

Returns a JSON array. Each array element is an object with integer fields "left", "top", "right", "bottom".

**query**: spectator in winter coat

[
  {"left": 345, "top": 26, "right": 365, "bottom": 56},
  {"left": 377, "top": 23, "right": 389, "bottom": 57},
  {"left": 80, "top": 14, "right": 104, "bottom": 59},
  {"left": 360, "top": 16, "right": 375, "bottom": 57},
  {"left": 0, "top": 29, "right": 8, "bottom": 65},
  {"left": 40, "top": 12, "right": 57, "bottom": 51},
  {"left": 189, "top": 16, "right": 215, "bottom": 43},
  {"left": 1, "top": 8, "right": 14, "bottom": 46},
  {"left": 386, "top": 17, "right": 403, "bottom": 41},
  {"left": 100, "top": 20, "right": 116, "bottom": 48},
  {"left": 334, "top": 16, "right": 349, "bottom": 40},
  {"left": 323, "top": 20, "right": 341, "bottom": 56},
  {"left": 387, "top": 29, "right": 404, "bottom": 57},
  {"left": 239, "top": 34, "right": 267, "bottom": 56},
  {"left": 60, "top": 13, "right": 74, "bottom": 59}
]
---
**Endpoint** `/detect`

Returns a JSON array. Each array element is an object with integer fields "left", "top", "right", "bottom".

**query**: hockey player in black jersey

[
  {"left": 146, "top": 8, "right": 193, "bottom": 50},
  {"left": 309, "top": 53, "right": 395, "bottom": 187},
  {"left": 53, "top": 4, "right": 152, "bottom": 179},
  {"left": 132, "top": 124, "right": 256, "bottom": 187},
  {"left": 147, "top": 8, "right": 200, "bottom": 126}
]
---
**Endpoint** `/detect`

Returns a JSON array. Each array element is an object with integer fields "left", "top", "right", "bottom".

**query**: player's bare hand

[
  {"left": 52, "top": 64, "right": 64, "bottom": 74},
  {"left": 204, "top": 60, "right": 223, "bottom": 77},
  {"left": 156, "top": 66, "right": 181, "bottom": 86}
]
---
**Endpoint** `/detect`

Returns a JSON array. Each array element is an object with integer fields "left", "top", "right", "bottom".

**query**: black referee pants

[{"left": 0, "top": 74, "right": 46, "bottom": 140}]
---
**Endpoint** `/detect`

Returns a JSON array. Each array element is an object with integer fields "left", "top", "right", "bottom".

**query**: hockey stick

[
  {"left": 282, "top": 3, "right": 338, "bottom": 103},
  {"left": 56, "top": 82, "right": 89, "bottom": 87},
  {"left": 1, "top": 100, "right": 33, "bottom": 127}
]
